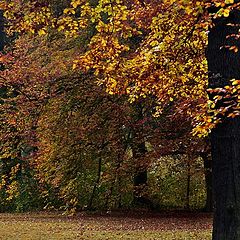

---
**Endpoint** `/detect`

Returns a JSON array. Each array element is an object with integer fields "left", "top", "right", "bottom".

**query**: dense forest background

[{"left": 0, "top": 0, "right": 234, "bottom": 215}]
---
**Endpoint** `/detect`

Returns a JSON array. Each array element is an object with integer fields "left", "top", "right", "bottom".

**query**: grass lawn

[
  {"left": 0, "top": 212, "right": 212, "bottom": 239},
  {"left": 84, "top": 230, "right": 211, "bottom": 240}
]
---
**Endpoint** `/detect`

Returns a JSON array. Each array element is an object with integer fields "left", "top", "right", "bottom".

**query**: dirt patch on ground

[
  {"left": 0, "top": 211, "right": 212, "bottom": 231},
  {"left": 0, "top": 211, "right": 212, "bottom": 232},
  {"left": 74, "top": 211, "right": 213, "bottom": 231}
]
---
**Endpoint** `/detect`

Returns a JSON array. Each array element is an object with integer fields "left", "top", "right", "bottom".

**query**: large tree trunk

[
  {"left": 207, "top": 9, "right": 240, "bottom": 240},
  {"left": 131, "top": 102, "right": 152, "bottom": 208},
  {"left": 211, "top": 121, "right": 240, "bottom": 239},
  {"left": 132, "top": 141, "right": 148, "bottom": 205}
]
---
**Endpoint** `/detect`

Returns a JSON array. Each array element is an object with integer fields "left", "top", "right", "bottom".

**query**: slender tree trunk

[
  {"left": 186, "top": 161, "right": 191, "bottom": 210},
  {"left": 200, "top": 152, "right": 213, "bottom": 212},
  {"left": 204, "top": 156, "right": 213, "bottom": 212},
  {"left": 207, "top": 9, "right": 240, "bottom": 240},
  {"left": 105, "top": 153, "right": 122, "bottom": 209},
  {"left": 87, "top": 157, "right": 102, "bottom": 210}
]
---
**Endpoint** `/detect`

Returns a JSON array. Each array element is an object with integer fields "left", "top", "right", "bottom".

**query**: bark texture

[
  {"left": 131, "top": 102, "right": 152, "bottom": 207},
  {"left": 207, "top": 10, "right": 240, "bottom": 240},
  {"left": 204, "top": 154, "right": 213, "bottom": 212}
]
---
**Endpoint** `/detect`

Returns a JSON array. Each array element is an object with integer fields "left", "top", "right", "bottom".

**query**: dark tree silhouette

[{"left": 207, "top": 9, "right": 240, "bottom": 240}]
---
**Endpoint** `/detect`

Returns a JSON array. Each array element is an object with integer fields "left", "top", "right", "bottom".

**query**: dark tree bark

[
  {"left": 131, "top": 102, "right": 152, "bottom": 207},
  {"left": 200, "top": 151, "right": 213, "bottom": 212},
  {"left": 207, "top": 10, "right": 240, "bottom": 240},
  {"left": 186, "top": 160, "right": 191, "bottom": 210},
  {"left": 202, "top": 153, "right": 213, "bottom": 212},
  {"left": 132, "top": 141, "right": 148, "bottom": 205}
]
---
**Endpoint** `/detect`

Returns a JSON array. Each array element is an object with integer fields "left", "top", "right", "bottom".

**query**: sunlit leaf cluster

[
  {"left": 2, "top": 0, "right": 240, "bottom": 138},
  {"left": 1, "top": 0, "right": 232, "bottom": 211}
]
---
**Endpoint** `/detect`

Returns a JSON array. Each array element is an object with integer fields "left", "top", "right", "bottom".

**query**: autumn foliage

[{"left": 0, "top": 0, "right": 239, "bottom": 212}]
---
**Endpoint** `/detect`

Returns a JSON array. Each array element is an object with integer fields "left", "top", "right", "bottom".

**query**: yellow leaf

[
  {"left": 225, "top": 0, "right": 234, "bottom": 4},
  {"left": 223, "top": 9, "right": 230, "bottom": 17},
  {"left": 72, "top": 63, "right": 77, "bottom": 70},
  {"left": 58, "top": 25, "right": 65, "bottom": 31},
  {"left": 232, "top": 80, "right": 240, "bottom": 85},
  {"left": 38, "top": 29, "right": 46, "bottom": 36}
]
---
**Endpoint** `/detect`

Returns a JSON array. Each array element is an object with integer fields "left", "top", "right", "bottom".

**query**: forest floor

[{"left": 0, "top": 211, "right": 212, "bottom": 239}]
